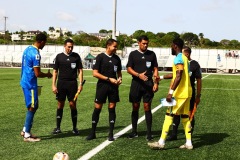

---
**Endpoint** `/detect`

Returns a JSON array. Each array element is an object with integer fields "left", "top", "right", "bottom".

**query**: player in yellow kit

[{"left": 148, "top": 38, "right": 193, "bottom": 150}]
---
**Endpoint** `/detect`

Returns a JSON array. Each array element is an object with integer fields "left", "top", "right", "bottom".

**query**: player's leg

[
  {"left": 53, "top": 80, "right": 66, "bottom": 134},
  {"left": 167, "top": 114, "right": 180, "bottom": 141},
  {"left": 179, "top": 98, "right": 193, "bottom": 149},
  {"left": 86, "top": 82, "right": 107, "bottom": 140},
  {"left": 107, "top": 85, "right": 119, "bottom": 141},
  {"left": 143, "top": 81, "right": 154, "bottom": 141},
  {"left": 22, "top": 88, "right": 40, "bottom": 142},
  {"left": 68, "top": 80, "right": 79, "bottom": 135},
  {"left": 128, "top": 80, "right": 141, "bottom": 138}
]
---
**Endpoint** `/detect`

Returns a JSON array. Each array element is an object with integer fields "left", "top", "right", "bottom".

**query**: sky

[{"left": 0, "top": 0, "right": 239, "bottom": 42}]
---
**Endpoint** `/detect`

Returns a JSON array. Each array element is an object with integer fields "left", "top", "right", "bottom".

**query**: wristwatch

[{"left": 106, "top": 77, "right": 110, "bottom": 81}]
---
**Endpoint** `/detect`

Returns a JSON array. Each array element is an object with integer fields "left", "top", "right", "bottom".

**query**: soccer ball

[{"left": 53, "top": 152, "right": 69, "bottom": 160}]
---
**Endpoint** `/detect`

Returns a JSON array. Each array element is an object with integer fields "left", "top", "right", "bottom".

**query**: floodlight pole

[
  {"left": 112, "top": 0, "right": 117, "bottom": 40},
  {"left": 4, "top": 16, "right": 8, "bottom": 42}
]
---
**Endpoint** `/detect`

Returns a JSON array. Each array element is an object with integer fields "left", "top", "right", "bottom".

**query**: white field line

[
  {"left": 78, "top": 104, "right": 163, "bottom": 160},
  {"left": 78, "top": 74, "right": 211, "bottom": 160}
]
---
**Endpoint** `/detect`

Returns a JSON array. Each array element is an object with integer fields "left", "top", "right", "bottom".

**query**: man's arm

[
  {"left": 93, "top": 69, "right": 118, "bottom": 84},
  {"left": 34, "top": 67, "right": 52, "bottom": 78},
  {"left": 127, "top": 67, "right": 148, "bottom": 81},
  {"left": 78, "top": 68, "right": 83, "bottom": 92},
  {"left": 52, "top": 69, "right": 58, "bottom": 94},
  {"left": 195, "top": 78, "right": 202, "bottom": 105}
]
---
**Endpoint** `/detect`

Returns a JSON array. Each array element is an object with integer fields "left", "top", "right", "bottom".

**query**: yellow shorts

[{"left": 166, "top": 98, "right": 190, "bottom": 115}]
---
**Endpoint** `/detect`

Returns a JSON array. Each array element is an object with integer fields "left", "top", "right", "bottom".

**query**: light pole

[
  {"left": 4, "top": 16, "right": 8, "bottom": 42},
  {"left": 112, "top": 0, "right": 117, "bottom": 40}
]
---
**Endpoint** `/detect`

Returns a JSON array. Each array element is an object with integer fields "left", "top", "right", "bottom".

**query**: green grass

[{"left": 0, "top": 68, "right": 240, "bottom": 160}]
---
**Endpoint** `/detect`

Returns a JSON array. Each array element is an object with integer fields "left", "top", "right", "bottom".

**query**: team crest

[
  {"left": 35, "top": 54, "right": 40, "bottom": 60},
  {"left": 114, "top": 65, "right": 118, "bottom": 72},
  {"left": 146, "top": 61, "right": 151, "bottom": 68},
  {"left": 71, "top": 63, "right": 76, "bottom": 69}
]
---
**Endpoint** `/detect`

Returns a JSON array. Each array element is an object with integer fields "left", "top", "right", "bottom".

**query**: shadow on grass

[
  {"left": 193, "top": 132, "right": 230, "bottom": 148},
  {"left": 40, "top": 126, "right": 125, "bottom": 140}
]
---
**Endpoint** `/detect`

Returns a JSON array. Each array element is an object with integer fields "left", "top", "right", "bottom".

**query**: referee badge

[
  {"left": 114, "top": 65, "right": 118, "bottom": 72},
  {"left": 71, "top": 63, "right": 76, "bottom": 69},
  {"left": 93, "top": 60, "right": 96, "bottom": 65},
  {"left": 146, "top": 61, "right": 151, "bottom": 68}
]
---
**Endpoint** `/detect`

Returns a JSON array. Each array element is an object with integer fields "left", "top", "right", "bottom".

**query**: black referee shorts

[
  {"left": 94, "top": 82, "right": 119, "bottom": 103},
  {"left": 56, "top": 80, "right": 78, "bottom": 101},
  {"left": 129, "top": 79, "right": 154, "bottom": 103}
]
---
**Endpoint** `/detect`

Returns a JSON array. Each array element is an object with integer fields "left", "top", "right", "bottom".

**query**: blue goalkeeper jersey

[{"left": 20, "top": 45, "right": 41, "bottom": 89}]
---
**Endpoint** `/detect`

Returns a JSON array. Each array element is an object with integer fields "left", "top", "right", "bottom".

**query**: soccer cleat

[
  {"left": 24, "top": 136, "right": 41, "bottom": 142},
  {"left": 86, "top": 133, "right": 96, "bottom": 140},
  {"left": 52, "top": 128, "right": 62, "bottom": 135},
  {"left": 146, "top": 135, "right": 153, "bottom": 141},
  {"left": 127, "top": 132, "right": 138, "bottom": 139},
  {"left": 179, "top": 144, "right": 193, "bottom": 150},
  {"left": 148, "top": 142, "right": 165, "bottom": 150},
  {"left": 108, "top": 133, "right": 115, "bottom": 141},
  {"left": 20, "top": 131, "right": 37, "bottom": 138},
  {"left": 166, "top": 135, "right": 177, "bottom": 141},
  {"left": 72, "top": 128, "right": 80, "bottom": 135}
]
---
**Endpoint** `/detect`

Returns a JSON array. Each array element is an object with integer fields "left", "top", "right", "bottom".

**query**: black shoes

[
  {"left": 108, "top": 133, "right": 115, "bottom": 141},
  {"left": 166, "top": 135, "right": 177, "bottom": 141},
  {"left": 86, "top": 133, "right": 96, "bottom": 140},
  {"left": 52, "top": 128, "right": 62, "bottom": 134},
  {"left": 146, "top": 135, "right": 153, "bottom": 141},
  {"left": 127, "top": 132, "right": 138, "bottom": 139},
  {"left": 72, "top": 128, "right": 80, "bottom": 135}
]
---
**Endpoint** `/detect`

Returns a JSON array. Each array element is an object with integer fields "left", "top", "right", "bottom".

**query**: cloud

[
  {"left": 56, "top": 11, "right": 76, "bottom": 21},
  {"left": 200, "top": 0, "right": 237, "bottom": 11}
]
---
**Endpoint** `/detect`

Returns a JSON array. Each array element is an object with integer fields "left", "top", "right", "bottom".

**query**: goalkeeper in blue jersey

[{"left": 20, "top": 33, "right": 52, "bottom": 142}]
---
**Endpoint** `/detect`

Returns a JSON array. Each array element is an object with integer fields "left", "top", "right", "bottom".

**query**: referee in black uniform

[
  {"left": 126, "top": 35, "right": 159, "bottom": 141},
  {"left": 167, "top": 46, "right": 202, "bottom": 141},
  {"left": 52, "top": 39, "right": 83, "bottom": 135},
  {"left": 86, "top": 39, "right": 122, "bottom": 141}
]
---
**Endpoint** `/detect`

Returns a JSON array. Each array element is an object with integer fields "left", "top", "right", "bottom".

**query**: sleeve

[
  {"left": 126, "top": 52, "right": 133, "bottom": 68},
  {"left": 78, "top": 55, "right": 83, "bottom": 69},
  {"left": 53, "top": 54, "right": 59, "bottom": 70},
  {"left": 174, "top": 55, "right": 184, "bottom": 65},
  {"left": 93, "top": 54, "right": 102, "bottom": 70},
  {"left": 32, "top": 50, "right": 40, "bottom": 67},
  {"left": 153, "top": 52, "right": 158, "bottom": 67},
  {"left": 195, "top": 62, "right": 202, "bottom": 79},
  {"left": 117, "top": 56, "right": 122, "bottom": 71}
]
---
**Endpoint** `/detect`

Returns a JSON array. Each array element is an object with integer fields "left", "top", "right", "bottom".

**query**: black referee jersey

[
  {"left": 126, "top": 50, "right": 158, "bottom": 80},
  {"left": 93, "top": 52, "right": 122, "bottom": 81},
  {"left": 190, "top": 60, "right": 202, "bottom": 91},
  {"left": 53, "top": 52, "right": 83, "bottom": 81}
]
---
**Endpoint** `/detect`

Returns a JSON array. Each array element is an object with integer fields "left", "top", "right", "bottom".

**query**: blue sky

[{"left": 0, "top": 0, "right": 239, "bottom": 41}]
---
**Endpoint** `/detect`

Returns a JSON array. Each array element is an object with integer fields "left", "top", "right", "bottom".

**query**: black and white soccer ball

[{"left": 53, "top": 152, "right": 69, "bottom": 160}]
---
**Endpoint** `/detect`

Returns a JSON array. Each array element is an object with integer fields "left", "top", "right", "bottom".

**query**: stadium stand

[{"left": 0, "top": 45, "right": 239, "bottom": 73}]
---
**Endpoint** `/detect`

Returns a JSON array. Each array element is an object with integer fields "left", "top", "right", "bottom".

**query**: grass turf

[{"left": 0, "top": 68, "right": 240, "bottom": 160}]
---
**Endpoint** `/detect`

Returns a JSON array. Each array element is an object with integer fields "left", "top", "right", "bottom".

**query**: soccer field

[{"left": 0, "top": 68, "right": 240, "bottom": 160}]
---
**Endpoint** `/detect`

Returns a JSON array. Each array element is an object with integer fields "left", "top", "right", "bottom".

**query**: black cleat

[
  {"left": 86, "top": 133, "right": 96, "bottom": 140},
  {"left": 166, "top": 135, "right": 177, "bottom": 141},
  {"left": 52, "top": 128, "right": 62, "bottom": 135},
  {"left": 108, "top": 133, "right": 115, "bottom": 141},
  {"left": 146, "top": 135, "right": 153, "bottom": 141},
  {"left": 72, "top": 128, "right": 80, "bottom": 135},
  {"left": 127, "top": 132, "right": 138, "bottom": 139}
]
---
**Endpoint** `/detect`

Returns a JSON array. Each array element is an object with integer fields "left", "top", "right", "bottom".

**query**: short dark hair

[
  {"left": 64, "top": 38, "right": 74, "bottom": 45},
  {"left": 173, "top": 38, "right": 184, "bottom": 49},
  {"left": 137, "top": 35, "right": 149, "bottom": 42},
  {"left": 183, "top": 46, "right": 191, "bottom": 55},
  {"left": 35, "top": 33, "right": 47, "bottom": 42},
  {"left": 106, "top": 38, "right": 117, "bottom": 48}
]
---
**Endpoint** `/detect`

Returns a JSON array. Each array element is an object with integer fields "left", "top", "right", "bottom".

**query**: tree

[
  {"left": 48, "top": 27, "right": 55, "bottom": 32},
  {"left": 198, "top": 33, "right": 204, "bottom": 47},
  {"left": 99, "top": 29, "right": 108, "bottom": 33},
  {"left": 132, "top": 30, "right": 146, "bottom": 39},
  {"left": 181, "top": 32, "right": 199, "bottom": 47}
]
